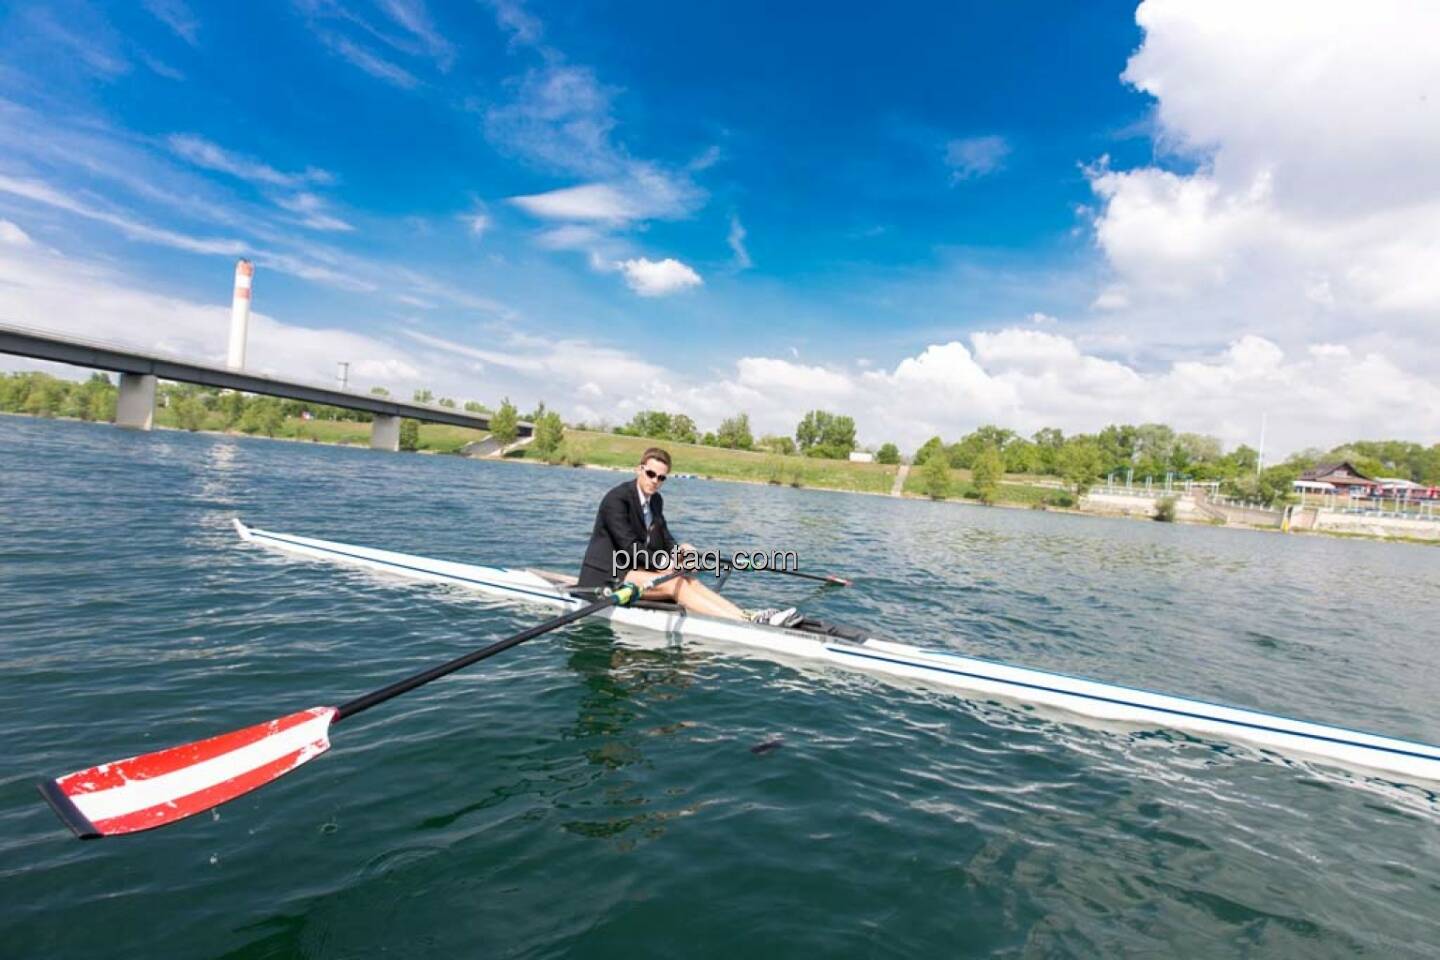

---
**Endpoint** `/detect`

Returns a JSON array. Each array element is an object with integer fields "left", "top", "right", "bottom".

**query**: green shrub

[
  {"left": 921, "top": 454, "right": 950, "bottom": 499},
  {"left": 532, "top": 410, "right": 565, "bottom": 457},
  {"left": 399, "top": 418, "right": 420, "bottom": 451}
]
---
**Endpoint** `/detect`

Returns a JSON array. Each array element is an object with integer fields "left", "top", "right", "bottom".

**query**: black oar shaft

[
  {"left": 334, "top": 570, "right": 683, "bottom": 722},
  {"left": 335, "top": 598, "right": 609, "bottom": 721},
  {"left": 721, "top": 560, "right": 849, "bottom": 587}
]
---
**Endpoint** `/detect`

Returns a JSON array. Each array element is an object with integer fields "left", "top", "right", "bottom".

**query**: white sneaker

[{"left": 749, "top": 606, "right": 801, "bottom": 627}]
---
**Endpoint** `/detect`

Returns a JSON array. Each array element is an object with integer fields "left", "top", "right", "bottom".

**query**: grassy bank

[
  {"left": 900, "top": 463, "right": 1071, "bottom": 508},
  {"left": 152, "top": 409, "right": 489, "bottom": 454},
  {"left": 512, "top": 430, "right": 901, "bottom": 494}
]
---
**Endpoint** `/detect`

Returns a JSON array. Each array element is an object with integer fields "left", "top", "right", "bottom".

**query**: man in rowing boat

[{"left": 578, "top": 447, "right": 800, "bottom": 626}]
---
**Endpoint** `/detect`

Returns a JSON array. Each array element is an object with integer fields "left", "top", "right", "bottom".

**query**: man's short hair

[{"left": 639, "top": 447, "right": 672, "bottom": 469}]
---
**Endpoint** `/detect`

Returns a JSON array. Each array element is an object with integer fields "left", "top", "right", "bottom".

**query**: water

[{"left": 3, "top": 415, "right": 1440, "bottom": 958}]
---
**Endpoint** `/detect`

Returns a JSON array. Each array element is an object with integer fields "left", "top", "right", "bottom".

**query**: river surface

[{"left": 3, "top": 415, "right": 1440, "bottom": 959}]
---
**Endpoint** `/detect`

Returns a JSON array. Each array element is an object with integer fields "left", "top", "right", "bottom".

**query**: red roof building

[{"left": 1297, "top": 461, "right": 1379, "bottom": 495}]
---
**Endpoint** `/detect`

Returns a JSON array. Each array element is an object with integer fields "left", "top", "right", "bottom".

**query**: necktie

[{"left": 643, "top": 500, "right": 652, "bottom": 531}]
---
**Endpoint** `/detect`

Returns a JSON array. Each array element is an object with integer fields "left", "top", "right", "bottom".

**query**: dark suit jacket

[{"left": 578, "top": 480, "right": 677, "bottom": 587}]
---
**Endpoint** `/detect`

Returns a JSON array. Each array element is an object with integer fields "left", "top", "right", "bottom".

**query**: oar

[
  {"left": 720, "top": 558, "right": 851, "bottom": 588},
  {"left": 37, "top": 572, "right": 682, "bottom": 840}
]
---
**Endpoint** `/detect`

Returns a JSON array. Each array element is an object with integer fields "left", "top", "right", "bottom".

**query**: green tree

[
  {"left": 77, "top": 373, "right": 116, "bottom": 422},
  {"left": 1176, "top": 432, "right": 1222, "bottom": 467},
  {"left": 1423, "top": 444, "right": 1440, "bottom": 485},
  {"left": 913, "top": 436, "right": 945, "bottom": 465},
  {"left": 532, "top": 410, "right": 565, "bottom": 457},
  {"left": 399, "top": 418, "right": 420, "bottom": 451},
  {"left": 1003, "top": 439, "right": 1041, "bottom": 474},
  {"left": 370, "top": 386, "right": 391, "bottom": 398},
  {"left": 0, "top": 373, "right": 30, "bottom": 410},
  {"left": 971, "top": 444, "right": 1004, "bottom": 504},
  {"left": 946, "top": 426, "right": 1015, "bottom": 469},
  {"left": 875, "top": 442, "right": 900, "bottom": 465},
  {"left": 172, "top": 395, "right": 206, "bottom": 431},
  {"left": 1095, "top": 424, "right": 1138, "bottom": 473},
  {"left": 490, "top": 398, "right": 519, "bottom": 446},
  {"left": 438, "top": 397, "right": 456, "bottom": 409},
  {"left": 413, "top": 388, "right": 434, "bottom": 404},
  {"left": 795, "top": 410, "right": 831, "bottom": 451},
  {"left": 627, "top": 410, "right": 673, "bottom": 439},
  {"left": 1031, "top": 427, "right": 1065, "bottom": 474},
  {"left": 463, "top": 400, "right": 488, "bottom": 414},
  {"left": 22, "top": 377, "right": 63, "bottom": 417},
  {"left": 669, "top": 414, "right": 698, "bottom": 444},
  {"left": 820, "top": 414, "right": 857, "bottom": 456},
  {"left": 716, "top": 413, "right": 754, "bottom": 450},
  {"left": 239, "top": 397, "right": 284, "bottom": 437},
  {"left": 921, "top": 452, "right": 951, "bottom": 500},
  {"left": 220, "top": 391, "right": 247, "bottom": 428},
  {"left": 1058, "top": 440, "right": 1105, "bottom": 497}
]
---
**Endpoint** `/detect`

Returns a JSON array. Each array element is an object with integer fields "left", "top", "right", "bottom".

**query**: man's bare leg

[{"left": 622, "top": 570, "right": 747, "bottom": 620}]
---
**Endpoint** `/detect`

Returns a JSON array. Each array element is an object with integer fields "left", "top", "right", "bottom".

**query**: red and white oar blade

[{"left": 38, "top": 706, "right": 337, "bottom": 839}]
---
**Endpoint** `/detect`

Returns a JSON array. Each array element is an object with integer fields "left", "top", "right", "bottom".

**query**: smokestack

[{"left": 227, "top": 259, "right": 254, "bottom": 370}]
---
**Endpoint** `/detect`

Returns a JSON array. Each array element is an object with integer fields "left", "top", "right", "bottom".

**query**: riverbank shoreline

[{"left": 6, "top": 410, "right": 1435, "bottom": 546}]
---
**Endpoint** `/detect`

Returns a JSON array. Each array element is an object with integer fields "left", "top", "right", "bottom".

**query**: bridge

[{"left": 0, "top": 321, "right": 529, "bottom": 451}]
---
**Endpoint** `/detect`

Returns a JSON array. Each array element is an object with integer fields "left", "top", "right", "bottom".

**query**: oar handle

[{"left": 334, "top": 570, "right": 681, "bottom": 722}]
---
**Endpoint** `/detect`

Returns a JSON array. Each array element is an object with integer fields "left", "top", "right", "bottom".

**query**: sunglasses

[{"left": 643, "top": 468, "right": 668, "bottom": 482}]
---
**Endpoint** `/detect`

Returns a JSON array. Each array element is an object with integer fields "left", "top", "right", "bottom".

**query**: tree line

[
  {"left": 913, "top": 422, "right": 1440, "bottom": 506},
  {"left": 0, "top": 373, "right": 567, "bottom": 458},
  {"left": 5, "top": 372, "right": 1435, "bottom": 506},
  {"left": 608, "top": 407, "right": 904, "bottom": 462}
]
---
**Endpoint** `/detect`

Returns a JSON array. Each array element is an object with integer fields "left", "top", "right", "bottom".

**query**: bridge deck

[{"left": 0, "top": 322, "right": 530, "bottom": 435}]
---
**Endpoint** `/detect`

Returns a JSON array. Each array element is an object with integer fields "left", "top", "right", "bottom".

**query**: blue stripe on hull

[{"left": 828, "top": 647, "right": 1440, "bottom": 765}]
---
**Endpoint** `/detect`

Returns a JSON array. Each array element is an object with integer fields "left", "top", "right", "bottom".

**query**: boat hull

[{"left": 232, "top": 519, "right": 1440, "bottom": 786}]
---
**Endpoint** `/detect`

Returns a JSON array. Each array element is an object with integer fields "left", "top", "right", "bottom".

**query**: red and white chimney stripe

[{"left": 227, "top": 258, "right": 254, "bottom": 370}]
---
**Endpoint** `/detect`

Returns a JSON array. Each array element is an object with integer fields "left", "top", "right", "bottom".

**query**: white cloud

[
  {"left": 4, "top": 236, "right": 1434, "bottom": 456},
  {"left": 485, "top": 64, "right": 622, "bottom": 178},
  {"left": 509, "top": 169, "right": 703, "bottom": 226},
  {"left": 143, "top": 0, "right": 199, "bottom": 45},
  {"left": 615, "top": 257, "right": 702, "bottom": 297},
  {"left": 277, "top": 192, "right": 354, "bottom": 232},
  {"left": 510, "top": 183, "right": 634, "bottom": 222},
  {"left": 140, "top": 54, "right": 185, "bottom": 81},
  {"left": 167, "top": 134, "right": 333, "bottom": 188},
  {"left": 375, "top": 0, "right": 454, "bottom": 70},
  {"left": 322, "top": 35, "right": 420, "bottom": 89},
  {"left": 0, "top": 173, "right": 245, "bottom": 257},
  {"left": 944, "top": 135, "right": 1009, "bottom": 183},
  {"left": 0, "top": 241, "right": 413, "bottom": 385},
  {"left": 487, "top": 0, "right": 543, "bottom": 47},
  {"left": 728, "top": 215, "right": 752, "bottom": 269},
  {"left": 0, "top": 219, "right": 33, "bottom": 246},
  {"left": 1085, "top": 0, "right": 1440, "bottom": 370},
  {"left": 23, "top": 9, "right": 129, "bottom": 78},
  {"left": 534, "top": 224, "right": 605, "bottom": 250},
  {"left": 461, "top": 209, "right": 490, "bottom": 238}
]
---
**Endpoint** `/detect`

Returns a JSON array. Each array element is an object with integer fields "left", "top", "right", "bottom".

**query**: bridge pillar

[
  {"left": 371, "top": 414, "right": 400, "bottom": 452},
  {"left": 115, "top": 373, "right": 156, "bottom": 430}
]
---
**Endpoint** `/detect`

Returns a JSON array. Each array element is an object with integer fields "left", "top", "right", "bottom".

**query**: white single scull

[{"left": 234, "top": 519, "right": 1440, "bottom": 787}]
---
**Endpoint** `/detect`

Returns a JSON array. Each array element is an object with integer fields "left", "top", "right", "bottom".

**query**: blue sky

[{"left": 2, "top": 1, "right": 1437, "bottom": 453}]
